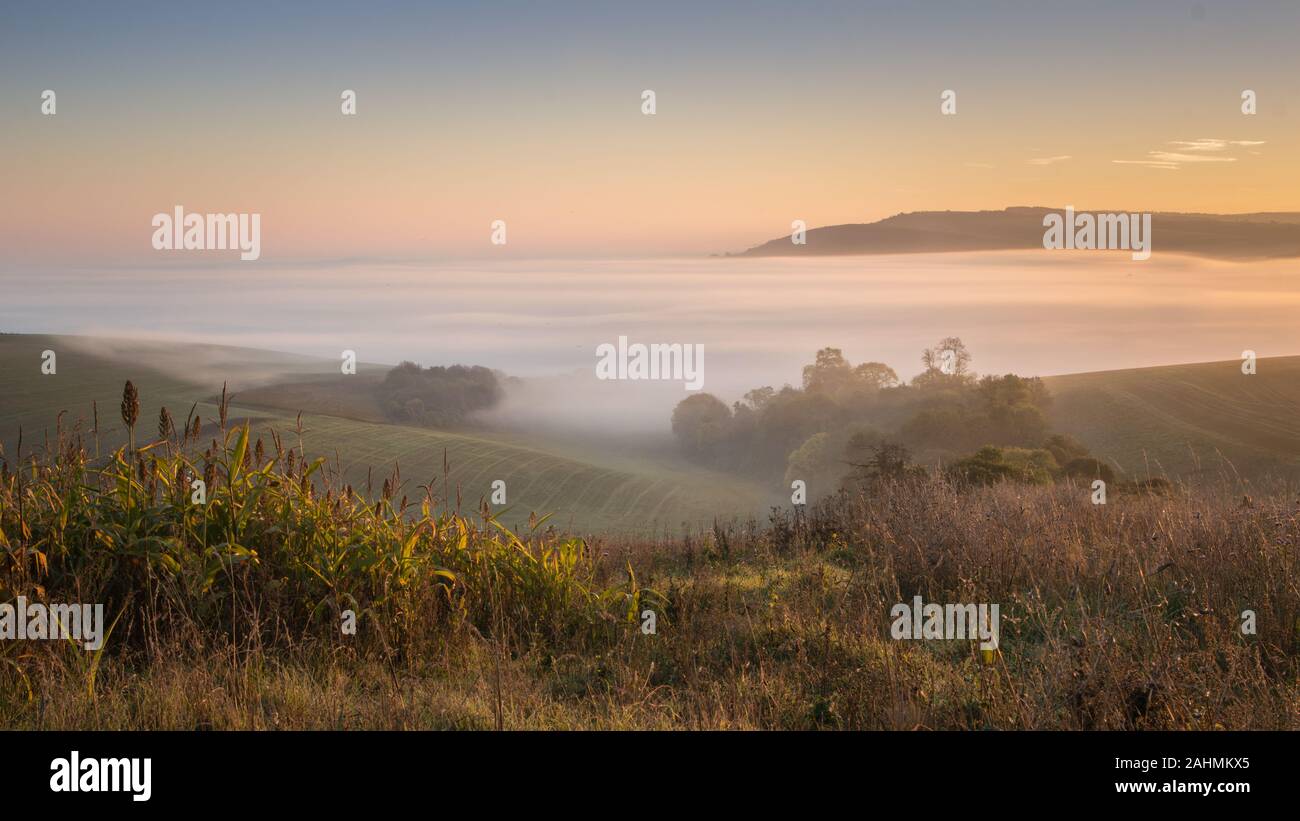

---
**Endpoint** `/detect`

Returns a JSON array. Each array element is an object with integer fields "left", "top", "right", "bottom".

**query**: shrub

[
  {"left": 946, "top": 446, "right": 1018, "bottom": 486},
  {"left": 377, "top": 361, "right": 502, "bottom": 426},
  {"left": 1061, "top": 456, "right": 1115, "bottom": 484}
]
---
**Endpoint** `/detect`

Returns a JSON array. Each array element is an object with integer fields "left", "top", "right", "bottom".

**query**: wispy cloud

[
  {"left": 1169, "top": 138, "right": 1266, "bottom": 151},
  {"left": 1112, "top": 159, "right": 1180, "bottom": 170},
  {"left": 1027, "top": 155, "right": 1071, "bottom": 166},
  {"left": 1114, "top": 138, "right": 1265, "bottom": 169}
]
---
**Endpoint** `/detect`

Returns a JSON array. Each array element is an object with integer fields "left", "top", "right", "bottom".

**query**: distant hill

[{"left": 736, "top": 207, "right": 1300, "bottom": 259}]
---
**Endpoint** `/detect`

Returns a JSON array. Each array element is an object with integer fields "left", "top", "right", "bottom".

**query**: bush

[
  {"left": 377, "top": 361, "right": 502, "bottom": 426},
  {"left": 946, "top": 445, "right": 1059, "bottom": 486},
  {"left": 946, "top": 446, "right": 1018, "bottom": 486},
  {"left": 1043, "top": 433, "right": 1090, "bottom": 469},
  {"left": 1061, "top": 456, "right": 1115, "bottom": 484},
  {"left": 999, "top": 447, "right": 1059, "bottom": 485}
]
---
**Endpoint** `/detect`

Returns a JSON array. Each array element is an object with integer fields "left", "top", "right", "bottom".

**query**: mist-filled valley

[{"left": 8, "top": 251, "right": 1300, "bottom": 427}]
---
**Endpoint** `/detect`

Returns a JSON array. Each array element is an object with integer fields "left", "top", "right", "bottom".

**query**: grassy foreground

[{"left": 1, "top": 384, "right": 1298, "bottom": 729}]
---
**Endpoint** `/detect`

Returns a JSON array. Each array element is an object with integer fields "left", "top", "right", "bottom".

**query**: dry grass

[{"left": 2, "top": 384, "right": 1298, "bottom": 729}]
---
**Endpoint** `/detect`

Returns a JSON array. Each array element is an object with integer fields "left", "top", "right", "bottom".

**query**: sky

[{"left": 1, "top": 0, "right": 1298, "bottom": 265}]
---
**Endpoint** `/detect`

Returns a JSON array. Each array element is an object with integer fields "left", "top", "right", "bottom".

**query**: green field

[
  {"left": 7, "top": 334, "right": 1300, "bottom": 529},
  {"left": 1044, "top": 355, "right": 1300, "bottom": 481},
  {"left": 0, "top": 334, "right": 777, "bottom": 534}
]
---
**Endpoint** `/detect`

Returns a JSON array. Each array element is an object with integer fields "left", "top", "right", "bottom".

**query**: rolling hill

[
  {"left": 0, "top": 334, "right": 778, "bottom": 534},
  {"left": 1043, "top": 355, "right": 1300, "bottom": 481},
  {"left": 6, "top": 334, "right": 1300, "bottom": 531}
]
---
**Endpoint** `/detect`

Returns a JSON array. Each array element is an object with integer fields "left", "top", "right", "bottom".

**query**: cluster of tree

[
  {"left": 944, "top": 436, "right": 1110, "bottom": 486},
  {"left": 942, "top": 441, "right": 1175, "bottom": 496},
  {"left": 671, "top": 338, "right": 1108, "bottom": 499},
  {"left": 840, "top": 436, "right": 1165, "bottom": 497},
  {"left": 377, "top": 361, "right": 503, "bottom": 427},
  {"left": 670, "top": 347, "right": 905, "bottom": 478}
]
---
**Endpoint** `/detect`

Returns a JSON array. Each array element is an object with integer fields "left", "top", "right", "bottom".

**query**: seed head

[
  {"left": 159, "top": 406, "right": 174, "bottom": 440},
  {"left": 120, "top": 381, "right": 140, "bottom": 429}
]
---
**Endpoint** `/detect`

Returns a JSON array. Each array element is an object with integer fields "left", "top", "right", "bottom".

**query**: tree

[
  {"left": 784, "top": 432, "right": 836, "bottom": 487},
  {"left": 757, "top": 390, "right": 839, "bottom": 462},
  {"left": 853, "top": 361, "right": 900, "bottom": 390},
  {"left": 901, "top": 405, "right": 969, "bottom": 451},
  {"left": 843, "top": 437, "right": 919, "bottom": 491},
  {"left": 403, "top": 397, "right": 426, "bottom": 422},
  {"left": 743, "top": 386, "right": 776, "bottom": 410},
  {"left": 977, "top": 373, "right": 1049, "bottom": 411},
  {"left": 916, "top": 336, "right": 973, "bottom": 386},
  {"left": 975, "top": 374, "right": 1051, "bottom": 446},
  {"left": 802, "top": 347, "right": 853, "bottom": 395},
  {"left": 1043, "top": 433, "right": 1090, "bottom": 470},
  {"left": 671, "top": 393, "right": 733, "bottom": 460},
  {"left": 853, "top": 441, "right": 912, "bottom": 479}
]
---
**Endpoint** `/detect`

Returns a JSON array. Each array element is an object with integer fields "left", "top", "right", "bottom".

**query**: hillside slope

[
  {"left": 0, "top": 335, "right": 776, "bottom": 533},
  {"left": 10, "top": 334, "right": 1298, "bottom": 523},
  {"left": 1044, "top": 355, "right": 1300, "bottom": 481}
]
